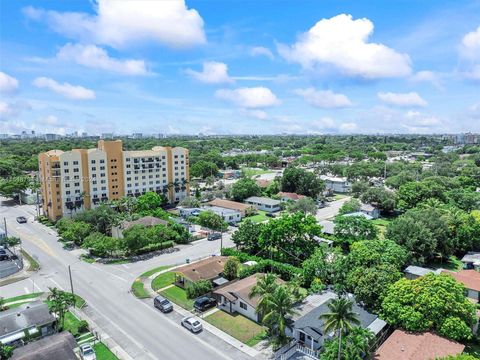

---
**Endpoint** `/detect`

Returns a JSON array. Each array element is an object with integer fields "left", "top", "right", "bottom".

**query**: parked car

[
  {"left": 79, "top": 344, "right": 96, "bottom": 360},
  {"left": 154, "top": 295, "right": 173, "bottom": 313},
  {"left": 193, "top": 296, "right": 217, "bottom": 312},
  {"left": 265, "top": 213, "right": 275, "bottom": 218},
  {"left": 181, "top": 316, "right": 203, "bottom": 333},
  {"left": 16, "top": 216, "right": 27, "bottom": 224},
  {"left": 207, "top": 232, "right": 221, "bottom": 241},
  {"left": 0, "top": 249, "right": 9, "bottom": 261}
]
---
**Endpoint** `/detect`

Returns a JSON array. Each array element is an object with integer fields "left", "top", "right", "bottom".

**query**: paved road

[
  {"left": 315, "top": 196, "right": 351, "bottom": 221},
  {"left": 0, "top": 198, "right": 249, "bottom": 360}
]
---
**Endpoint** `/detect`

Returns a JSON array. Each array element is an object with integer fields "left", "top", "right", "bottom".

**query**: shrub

[
  {"left": 77, "top": 320, "right": 89, "bottom": 334},
  {"left": 185, "top": 280, "right": 212, "bottom": 299},
  {"left": 223, "top": 257, "right": 240, "bottom": 280},
  {"left": 136, "top": 241, "right": 174, "bottom": 255}
]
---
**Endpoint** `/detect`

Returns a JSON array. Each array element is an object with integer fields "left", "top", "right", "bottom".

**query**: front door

[{"left": 299, "top": 331, "right": 306, "bottom": 344}]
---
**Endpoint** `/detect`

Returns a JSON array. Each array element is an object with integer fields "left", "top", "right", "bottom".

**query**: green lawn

[
  {"left": 241, "top": 167, "right": 272, "bottom": 177},
  {"left": 372, "top": 218, "right": 391, "bottom": 226},
  {"left": 243, "top": 211, "right": 269, "bottom": 224},
  {"left": 93, "top": 342, "right": 120, "bottom": 360},
  {"left": 63, "top": 311, "right": 86, "bottom": 336},
  {"left": 159, "top": 286, "right": 194, "bottom": 310},
  {"left": 80, "top": 254, "right": 96, "bottom": 264},
  {"left": 21, "top": 250, "right": 40, "bottom": 271},
  {"left": 205, "top": 311, "right": 266, "bottom": 346},
  {"left": 3, "top": 292, "right": 43, "bottom": 304},
  {"left": 152, "top": 272, "right": 176, "bottom": 291},
  {"left": 141, "top": 265, "right": 172, "bottom": 278},
  {"left": 131, "top": 280, "right": 150, "bottom": 299}
]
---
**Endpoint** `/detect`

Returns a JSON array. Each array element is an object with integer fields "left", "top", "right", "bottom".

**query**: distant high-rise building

[
  {"left": 44, "top": 133, "right": 60, "bottom": 141},
  {"left": 81, "top": 132, "right": 88, "bottom": 138},
  {"left": 132, "top": 133, "right": 143, "bottom": 139},
  {"left": 0, "top": 134, "right": 9, "bottom": 139},
  {"left": 101, "top": 133, "right": 114, "bottom": 139},
  {"left": 38, "top": 140, "right": 190, "bottom": 221}
]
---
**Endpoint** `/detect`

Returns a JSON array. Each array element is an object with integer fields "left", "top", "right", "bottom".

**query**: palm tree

[
  {"left": 261, "top": 285, "right": 297, "bottom": 344},
  {"left": 249, "top": 273, "right": 279, "bottom": 299},
  {"left": 320, "top": 297, "right": 360, "bottom": 360},
  {"left": 47, "top": 287, "right": 75, "bottom": 332}
]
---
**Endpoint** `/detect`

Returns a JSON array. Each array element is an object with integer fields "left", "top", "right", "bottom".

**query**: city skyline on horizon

[{"left": 1, "top": 0, "right": 480, "bottom": 136}]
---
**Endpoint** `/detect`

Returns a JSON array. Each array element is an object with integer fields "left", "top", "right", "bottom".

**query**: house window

[{"left": 239, "top": 302, "right": 247, "bottom": 310}]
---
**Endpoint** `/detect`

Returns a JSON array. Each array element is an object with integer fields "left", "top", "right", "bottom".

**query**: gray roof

[
  {"left": 342, "top": 212, "right": 373, "bottom": 220},
  {"left": 319, "top": 220, "right": 335, "bottom": 235},
  {"left": 0, "top": 302, "right": 55, "bottom": 337},
  {"left": 202, "top": 206, "right": 240, "bottom": 216},
  {"left": 360, "top": 203, "right": 376, "bottom": 212},
  {"left": 12, "top": 332, "right": 77, "bottom": 360},
  {"left": 404, "top": 265, "right": 441, "bottom": 277},
  {"left": 461, "top": 252, "right": 480, "bottom": 264},
  {"left": 289, "top": 291, "right": 383, "bottom": 341},
  {"left": 245, "top": 196, "right": 281, "bottom": 206}
]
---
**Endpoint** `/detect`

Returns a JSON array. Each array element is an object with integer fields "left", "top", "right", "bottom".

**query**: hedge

[
  {"left": 222, "top": 248, "right": 301, "bottom": 281},
  {"left": 136, "top": 241, "right": 174, "bottom": 255}
]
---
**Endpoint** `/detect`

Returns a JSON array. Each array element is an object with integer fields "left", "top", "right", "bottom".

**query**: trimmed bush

[
  {"left": 136, "top": 241, "right": 174, "bottom": 255},
  {"left": 186, "top": 280, "right": 212, "bottom": 299}
]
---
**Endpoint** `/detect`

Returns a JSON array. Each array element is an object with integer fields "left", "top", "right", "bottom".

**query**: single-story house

[
  {"left": 213, "top": 273, "right": 285, "bottom": 322},
  {"left": 461, "top": 252, "right": 480, "bottom": 270},
  {"left": 206, "top": 198, "right": 255, "bottom": 217},
  {"left": 244, "top": 196, "right": 281, "bottom": 213},
  {"left": 360, "top": 203, "right": 380, "bottom": 219},
  {"left": 320, "top": 175, "right": 352, "bottom": 193},
  {"left": 201, "top": 206, "right": 242, "bottom": 224},
  {"left": 285, "top": 291, "right": 386, "bottom": 352},
  {"left": 12, "top": 332, "right": 77, "bottom": 360},
  {"left": 218, "top": 170, "right": 241, "bottom": 179},
  {"left": 112, "top": 216, "right": 168, "bottom": 238},
  {"left": 175, "top": 256, "right": 229, "bottom": 288},
  {"left": 177, "top": 207, "right": 201, "bottom": 218},
  {"left": 318, "top": 220, "right": 335, "bottom": 236},
  {"left": 373, "top": 330, "right": 465, "bottom": 360},
  {"left": 442, "top": 269, "right": 480, "bottom": 302},
  {"left": 342, "top": 212, "right": 373, "bottom": 220},
  {"left": 278, "top": 192, "right": 306, "bottom": 203},
  {"left": 404, "top": 266, "right": 441, "bottom": 280},
  {"left": 0, "top": 302, "right": 56, "bottom": 347}
]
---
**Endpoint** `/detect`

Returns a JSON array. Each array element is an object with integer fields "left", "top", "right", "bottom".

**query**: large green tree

[
  {"left": 287, "top": 197, "right": 317, "bottom": 215},
  {"left": 190, "top": 160, "right": 219, "bottom": 179},
  {"left": 231, "top": 219, "right": 263, "bottom": 253},
  {"left": 230, "top": 178, "right": 261, "bottom": 202},
  {"left": 281, "top": 166, "right": 325, "bottom": 198},
  {"left": 360, "top": 187, "right": 396, "bottom": 213},
  {"left": 197, "top": 211, "right": 228, "bottom": 231},
  {"left": 334, "top": 215, "right": 378, "bottom": 247}
]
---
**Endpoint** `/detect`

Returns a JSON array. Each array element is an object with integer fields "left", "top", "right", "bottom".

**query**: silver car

[
  {"left": 181, "top": 316, "right": 203, "bottom": 333},
  {"left": 79, "top": 344, "right": 96, "bottom": 360}
]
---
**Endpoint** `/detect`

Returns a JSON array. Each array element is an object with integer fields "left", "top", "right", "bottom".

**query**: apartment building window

[
  {"left": 73, "top": 161, "right": 79, "bottom": 165},
  {"left": 127, "top": 177, "right": 131, "bottom": 181},
  {"left": 126, "top": 164, "right": 131, "bottom": 168},
  {"left": 126, "top": 158, "right": 131, "bottom": 162},
  {"left": 66, "top": 191, "right": 71, "bottom": 195},
  {"left": 91, "top": 160, "right": 96, "bottom": 164},
  {"left": 174, "top": 155, "right": 178, "bottom": 158},
  {"left": 92, "top": 174, "right": 97, "bottom": 178},
  {"left": 101, "top": 173, "right": 105, "bottom": 177},
  {"left": 73, "top": 168, "right": 79, "bottom": 173},
  {"left": 75, "top": 190, "right": 80, "bottom": 194},
  {"left": 101, "top": 186, "right": 107, "bottom": 191},
  {"left": 64, "top": 169, "right": 69, "bottom": 173},
  {"left": 65, "top": 183, "right": 70, "bottom": 188},
  {"left": 127, "top": 171, "right": 131, "bottom": 175},
  {"left": 93, "top": 187, "right": 97, "bottom": 191},
  {"left": 100, "top": 166, "right": 105, "bottom": 170},
  {"left": 239, "top": 302, "right": 247, "bottom": 310},
  {"left": 74, "top": 182, "right": 80, "bottom": 187},
  {"left": 74, "top": 175, "right": 79, "bottom": 180},
  {"left": 63, "top": 161, "right": 69, "bottom": 166},
  {"left": 100, "top": 159, "right": 105, "bottom": 164},
  {"left": 175, "top": 161, "right": 178, "bottom": 164},
  {"left": 127, "top": 184, "right": 132, "bottom": 188},
  {"left": 92, "top": 180, "right": 97, "bottom": 184}
]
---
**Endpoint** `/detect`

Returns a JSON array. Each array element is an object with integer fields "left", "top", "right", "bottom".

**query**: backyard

[
  {"left": 205, "top": 311, "right": 266, "bottom": 346},
  {"left": 242, "top": 210, "right": 270, "bottom": 224}
]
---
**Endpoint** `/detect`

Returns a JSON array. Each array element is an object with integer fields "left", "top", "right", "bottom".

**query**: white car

[
  {"left": 79, "top": 344, "right": 96, "bottom": 360},
  {"left": 181, "top": 316, "right": 203, "bottom": 333}
]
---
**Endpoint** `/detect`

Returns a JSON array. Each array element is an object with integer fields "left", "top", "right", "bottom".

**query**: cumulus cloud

[
  {"left": 377, "top": 92, "right": 427, "bottom": 107},
  {"left": 460, "top": 26, "right": 480, "bottom": 80},
  {"left": 57, "top": 43, "right": 148, "bottom": 76},
  {"left": 33, "top": 77, "right": 95, "bottom": 100},
  {"left": 0, "top": 100, "right": 31, "bottom": 120},
  {"left": 250, "top": 46, "right": 274, "bottom": 60},
  {"left": 185, "top": 61, "right": 233, "bottom": 84},
  {"left": 339, "top": 122, "right": 358, "bottom": 132},
  {"left": 278, "top": 14, "right": 412, "bottom": 79},
  {"left": 405, "top": 110, "right": 441, "bottom": 126},
  {"left": 410, "top": 70, "right": 444, "bottom": 90},
  {"left": 0, "top": 72, "right": 19, "bottom": 94},
  {"left": 215, "top": 87, "right": 280, "bottom": 108},
  {"left": 294, "top": 88, "right": 352, "bottom": 109},
  {"left": 23, "top": 0, "right": 206, "bottom": 49},
  {"left": 241, "top": 109, "right": 269, "bottom": 120}
]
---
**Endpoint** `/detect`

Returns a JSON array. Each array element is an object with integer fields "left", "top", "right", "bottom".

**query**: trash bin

[{"left": 186, "top": 258, "right": 190, "bottom": 264}]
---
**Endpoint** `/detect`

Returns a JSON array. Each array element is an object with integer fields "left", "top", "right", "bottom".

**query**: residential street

[
  {"left": 315, "top": 196, "right": 350, "bottom": 221},
  {"left": 0, "top": 198, "right": 251, "bottom": 360}
]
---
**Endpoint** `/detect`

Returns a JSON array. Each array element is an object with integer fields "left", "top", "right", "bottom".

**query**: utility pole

[
  {"left": 3, "top": 217, "right": 7, "bottom": 238},
  {"left": 68, "top": 265, "right": 75, "bottom": 297}
]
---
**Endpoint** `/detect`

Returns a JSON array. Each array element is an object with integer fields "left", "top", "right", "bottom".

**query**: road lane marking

[
  {"left": 30, "top": 278, "right": 43, "bottom": 292},
  {"left": 89, "top": 265, "right": 128, "bottom": 283},
  {"left": 49, "top": 278, "right": 64, "bottom": 290},
  {"left": 24, "top": 287, "right": 29, "bottom": 294}
]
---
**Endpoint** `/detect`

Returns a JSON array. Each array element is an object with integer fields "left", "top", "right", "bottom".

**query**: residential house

[
  {"left": 278, "top": 192, "right": 306, "bottom": 203},
  {"left": 284, "top": 291, "right": 386, "bottom": 354},
  {"left": 443, "top": 269, "right": 480, "bottom": 302},
  {"left": 404, "top": 266, "right": 441, "bottom": 280},
  {"left": 320, "top": 175, "right": 352, "bottom": 193},
  {"left": 213, "top": 274, "right": 285, "bottom": 322},
  {"left": 373, "top": 330, "right": 465, "bottom": 360},
  {"left": 175, "top": 256, "right": 229, "bottom": 288},
  {"left": 318, "top": 220, "right": 335, "bottom": 236},
  {"left": 461, "top": 252, "right": 480, "bottom": 270},
  {"left": 360, "top": 203, "right": 380, "bottom": 219},
  {"left": 12, "top": 332, "right": 77, "bottom": 360},
  {"left": 201, "top": 206, "right": 242, "bottom": 224},
  {"left": 244, "top": 196, "right": 281, "bottom": 213},
  {"left": 112, "top": 215, "right": 168, "bottom": 238},
  {"left": 206, "top": 198, "right": 254, "bottom": 217},
  {"left": 342, "top": 212, "right": 373, "bottom": 220},
  {"left": 0, "top": 302, "right": 56, "bottom": 347},
  {"left": 177, "top": 207, "right": 201, "bottom": 218}
]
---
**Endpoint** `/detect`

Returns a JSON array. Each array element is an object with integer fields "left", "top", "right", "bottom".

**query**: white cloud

[
  {"left": 39, "top": 115, "right": 60, "bottom": 126},
  {"left": 405, "top": 110, "right": 440, "bottom": 126},
  {"left": 465, "top": 65, "right": 480, "bottom": 80},
  {"left": 294, "top": 88, "right": 352, "bottom": 109},
  {"left": 185, "top": 61, "right": 233, "bottom": 84},
  {"left": 250, "top": 46, "right": 274, "bottom": 60},
  {"left": 57, "top": 43, "right": 148, "bottom": 76},
  {"left": 377, "top": 92, "right": 427, "bottom": 107},
  {"left": 278, "top": 14, "right": 412, "bottom": 79},
  {"left": 215, "top": 87, "right": 280, "bottom": 108},
  {"left": 0, "top": 72, "right": 19, "bottom": 94},
  {"left": 241, "top": 109, "right": 269, "bottom": 120},
  {"left": 339, "top": 122, "right": 358, "bottom": 132},
  {"left": 33, "top": 77, "right": 95, "bottom": 100},
  {"left": 0, "top": 100, "right": 31, "bottom": 120},
  {"left": 410, "top": 70, "right": 444, "bottom": 90},
  {"left": 23, "top": 0, "right": 205, "bottom": 49},
  {"left": 461, "top": 25, "right": 480, "bottom": 59}
]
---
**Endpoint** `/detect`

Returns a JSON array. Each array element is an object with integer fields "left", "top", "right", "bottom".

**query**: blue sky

[{"left": 1, "top": 0, "right": 480, "bottom": 135}]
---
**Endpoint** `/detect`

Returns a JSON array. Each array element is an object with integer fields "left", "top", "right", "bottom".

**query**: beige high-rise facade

[{"left": 39, "top": 140, "right": 190, "bottom": 221}]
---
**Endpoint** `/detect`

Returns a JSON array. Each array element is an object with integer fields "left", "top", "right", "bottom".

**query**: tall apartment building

[{"left": 39, "top": 140, "right": 190, "bottom": 221}]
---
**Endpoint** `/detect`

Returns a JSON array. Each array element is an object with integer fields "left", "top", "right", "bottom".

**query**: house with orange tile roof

[{"left": 442, "top": 269, "right": 480, "bottom": 302}]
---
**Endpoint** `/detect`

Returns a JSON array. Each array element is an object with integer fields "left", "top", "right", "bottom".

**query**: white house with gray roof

[
  {"left": 244, "top": 196, "right": 281, "bottom": 213},
  {"left": 404, "top": 265, "right": 441, "bottom": 280}
]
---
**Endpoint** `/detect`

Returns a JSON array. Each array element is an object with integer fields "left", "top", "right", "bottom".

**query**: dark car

[
  {"left": 207, "top": 232, "right": 221, "bottom": 241},
  {"left": 16, "top": 216, "right": 27, "bottom": 224},
  {"left": 265, "top": 213, "right": 275, "bottom": 218},
  {"left": 193, "top": 296, "right": 216, "bottom": 312},
  {"left": 0, "top": 249, "right": 9, "bottom": 261},
  {"left": 154, "top": 295, "right": 173, "bottom": 313}
]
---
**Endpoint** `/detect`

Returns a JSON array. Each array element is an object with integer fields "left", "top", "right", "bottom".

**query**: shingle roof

[
  {"left": 12, "top": 332, "right": 77, "bottom": 360},
  {"left": 207, "top": 198, "right": 253, "bottom": 212},
  {"left": 442, "top": 269, "right": 480, "bottom": 292},
  {"left": 0, "top": 302, "right": 55, "bottom": 337},
  {"left": 373, "top": 330, "right": 465, "bottom": 360},
  {"left": 278, "top": 192, "right": 306, "bottom": 201},
  {"left": 175, "top": 256, "right": 228, "bottom": 282},
  {"left": 404, "top": 266, "right": 441, "bottom": 277}
]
